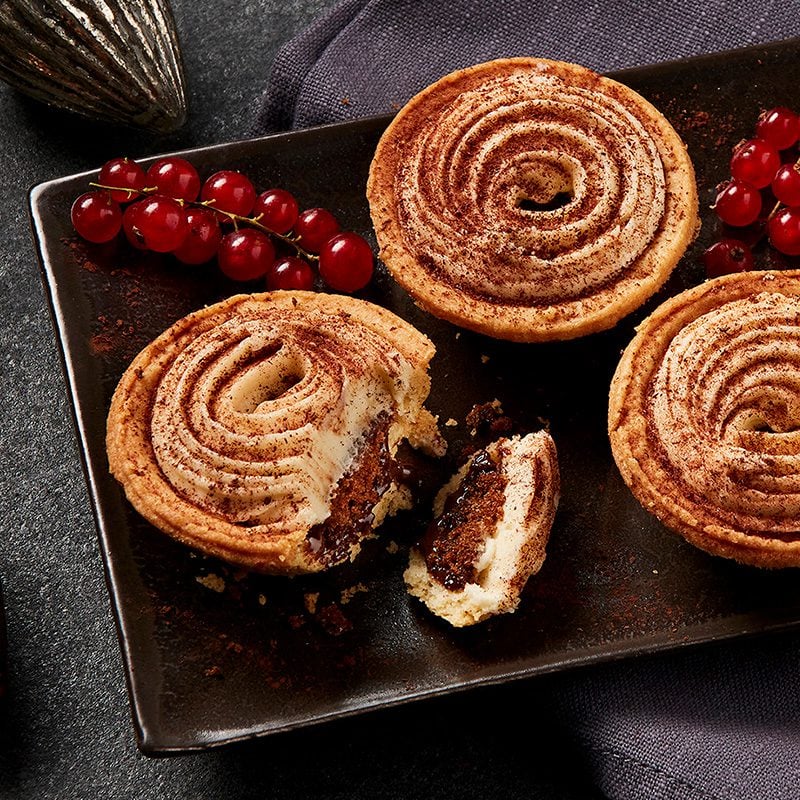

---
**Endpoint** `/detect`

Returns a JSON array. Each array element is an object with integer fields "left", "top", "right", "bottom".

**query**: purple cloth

[
  {"left": 253, "top": 3, "right": 800, "bottom": 797},
  {"left": 256, "top": 0, "right": 797, "bottom": 133}
]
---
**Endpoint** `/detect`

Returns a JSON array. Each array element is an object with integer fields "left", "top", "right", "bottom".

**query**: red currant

[
  {"left": 254, "top": 189, "right": 299, "bottom": 234},
  {"left": 755, "top": 107, "right": 800, "bottom": 150},
  {"left": 294, "top": 208, "right": 340, "bottom": 253},
  {"left": 713, "top": 180, "right": 762, "bottom": 227},
  {"left": 98, "top": 157, "right": 146, "bottom": 203},
  {"left": 267, "top": 256, "right": 315, "bottom": 290},
  {"left": 730, "top": 138, "right": 781, "bottom": 188},
  {"left": 771, "top": 163, "right": 800, "bottom": 207},
  {"left": 200, "top": 170, "right": 256, "bottom": 217},
  {"left": 172, "top": 208, "right": 221, "bottom": 264},
  {"left": 71, "top": 191, "right": 122, "bottom": 243},
  {"left": 768, "top": 207, "right": 800, "bottom": 256},
  {"left": 122, "top": 201, "right": 148, "bottom": 250},
  {"left": 218, "top": 229, "right": 275, "bottom": 281},
  {"left": 318, "top": 232, "right": 374, "bottom": 292},
  {"left": 147, "top": 157, "right": 201, "bottom": 202},
  {"left": 132, "top": 195, "right": 189, "bottom": 252},
  {"left": 702, "top": 239, "right": 754, "bottom": 278}
]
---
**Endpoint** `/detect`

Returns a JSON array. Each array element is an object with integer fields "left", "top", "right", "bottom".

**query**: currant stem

[
  {"left": 90, "top": 182, "right": 319, "bottom": 262},
  {"left": 90, "top": 181, "right": 158, "bottom": 194},
  {"left": 198, "top": 200, "right": 318, "bottom": 261}
]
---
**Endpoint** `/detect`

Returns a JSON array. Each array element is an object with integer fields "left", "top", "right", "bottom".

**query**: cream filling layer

[{"left": 455, "top": 434, "right": 553, "bottom": 613}]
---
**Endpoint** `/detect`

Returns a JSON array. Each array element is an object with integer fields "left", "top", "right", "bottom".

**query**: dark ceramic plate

[{"left": 31, "top": 38, "right": 800, "bottom": 755}]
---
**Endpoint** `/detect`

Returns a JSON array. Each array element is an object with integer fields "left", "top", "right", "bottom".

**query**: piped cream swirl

[
  {"left": 609, "top": 271, "right": 800, "bottom": 567},
  {"left": 368, "top": 58, "right": 698, "bottom": 342}
]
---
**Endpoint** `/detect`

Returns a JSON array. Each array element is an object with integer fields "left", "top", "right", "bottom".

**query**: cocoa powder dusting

[
  {"left": 316, "top": 603, "right": 353, "bottom": 636},
  {"left": 90, "top": 332, "right": 116, "bottom": 354},
  {"left": 63, "top": 236, "right": 100, "bottom": 272}
]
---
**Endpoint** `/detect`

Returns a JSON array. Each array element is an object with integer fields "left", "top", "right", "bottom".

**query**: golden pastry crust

[
  {"left": 404, "top": 431, "right": 560, "bottom": 627},
  {"left": 106, "top": 291, "right": 444, "bottom": 575},
  {"left": 367, "top": 57, "right": 699, "bottom": 342},
  {"left": 609, "top": 271, "right": 800, "bottom": 567}
]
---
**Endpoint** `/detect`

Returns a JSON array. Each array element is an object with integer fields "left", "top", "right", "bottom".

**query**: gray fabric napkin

[
  {"left": 256, "top": 0, "right": 798, "bottom": 133},
  {"left": 254, "top": 3, "right": 800, "bottom": 797}
]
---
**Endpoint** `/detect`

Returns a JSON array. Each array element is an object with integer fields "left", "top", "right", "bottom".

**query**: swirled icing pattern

[
  {"left": 107, "top": 292, "right": 442, "bottom": 574},
  {"left": 609, "top": 271, "right": 800, "bottom": 567},
  {"left": 368, "top": 58, "right": 698, "bottom": 341}
]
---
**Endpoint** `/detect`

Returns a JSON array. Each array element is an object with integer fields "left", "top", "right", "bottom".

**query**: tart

[
  {"left": 609, "top": 271, "right": 800, "bottom": 567},
  {"left": 106, "top": 291, "right": 444, "bottom": 575},
  {"left": 404, "top": 431, "right": 560, "bottom": 626},
  {"left": 367, "top": 57, "right": 699, "bottom": 342}
]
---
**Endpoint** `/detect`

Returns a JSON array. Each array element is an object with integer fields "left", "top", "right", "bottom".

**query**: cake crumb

[
  {"left": 340, "top": 583, "right": 368, "bottom": 605},
  {"left": 386, "top": 540, "right": 399, "bottom": 554},
  {"left": 304, "top": 591, "right": 320, "bottom": 614},
  {"left": 481, "top": 354, "right": 490, "bottom": 364},
  {"left": 257, "top": 594, "right": 267, "bottom": 606},
  {"left": 196, "top": 573, "right": 226, "bottom": 593},
  {"left": 466, "top": 399, "right": 507, "bottom": 437},
  {"left": 445, "top": 418, "right": 459, "bottom": 427},
  {"left": 204, "top": 665, "right": 223, "bottom": 679}
]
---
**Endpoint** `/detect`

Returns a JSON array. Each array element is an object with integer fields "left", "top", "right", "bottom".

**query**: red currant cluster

[
  {"left": 704, "top": 106, "right": 800, "bottom": 277},
  {"left": 70, "top": 157, "right": 374, "bottom": 292}
]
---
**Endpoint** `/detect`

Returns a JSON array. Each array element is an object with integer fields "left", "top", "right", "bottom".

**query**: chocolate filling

[
  {"left": 418, "top": 448, "right": 507, "bottom": 591},
  {"left": 305, "top": 413, "right": 393, "bottom": 566}
]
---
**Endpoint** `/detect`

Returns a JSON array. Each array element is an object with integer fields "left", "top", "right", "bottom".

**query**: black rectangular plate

[{"left": 31, "top": 38, "right": 800, "bottom": 755}]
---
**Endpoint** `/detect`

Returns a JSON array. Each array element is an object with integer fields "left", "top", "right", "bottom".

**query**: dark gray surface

[
  {"left": 6, "top": 1, "right": 800, "bottom": 798},
  {"left": 0, "top": 2, "right": 601, "bottom": 798}
]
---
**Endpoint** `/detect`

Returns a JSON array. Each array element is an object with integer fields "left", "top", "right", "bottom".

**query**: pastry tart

[
  {"left": 106, "top": 291, "right": 444, "bottom": 575},
  {"left": 404, "top": 431, "right": 559, "bottom": 627},
  {"left": 609, "top": 271, "right": 800, "bottom": 567},
  {"left": 367, "top": 57, "right": 698, "bottom": 342}
]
